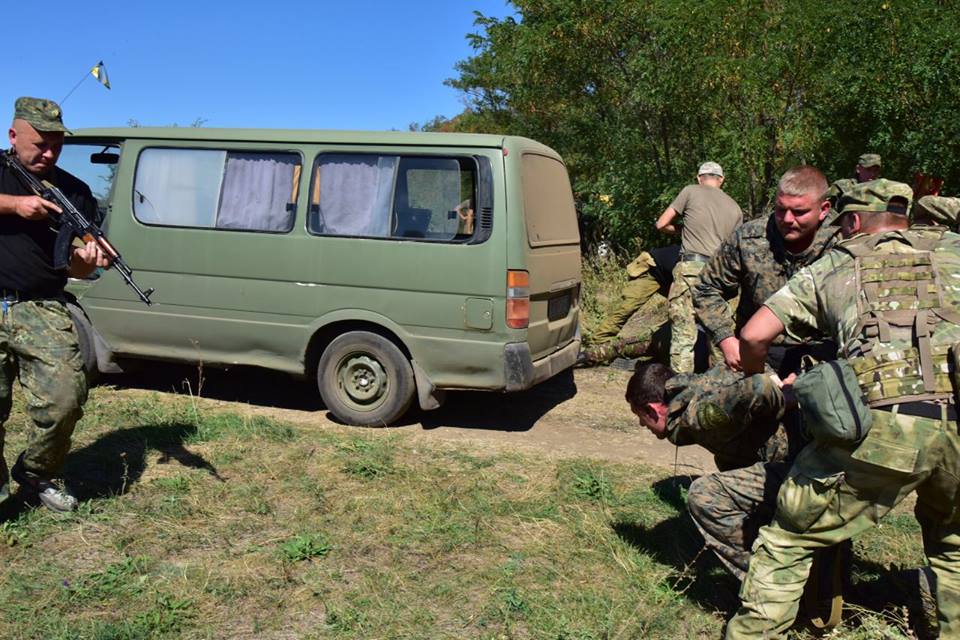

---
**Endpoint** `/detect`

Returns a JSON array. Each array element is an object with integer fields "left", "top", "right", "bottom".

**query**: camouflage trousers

[
  {"left": 668, "top": 260, "right": 705, "bottom": 373},
  {"left": 0, "top": 299, "right": 87, "bottom": 504},
  {"left": 687, "top": 460, "right": 792, "bottom": 581},
  {"left": 590, "top": 268, "right": 662, "bottom": 344},
  {"left": 726, "top": 410, "right": 960, "bottom": 639}
]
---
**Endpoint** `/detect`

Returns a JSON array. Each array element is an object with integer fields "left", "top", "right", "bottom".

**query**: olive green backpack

[{"left": 793, "top": 359, "right": 873, "bottom": 444}]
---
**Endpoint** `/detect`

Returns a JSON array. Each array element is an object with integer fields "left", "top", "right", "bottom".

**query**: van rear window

[
  {"left": 133, "top": 148, "right": 300, "bottom": 232},
  {"left": 308, "top": 154, "right": 477, "bottom": 242},
  {"left": 521, "top": 153, "right": 579, "bottom": 247}
]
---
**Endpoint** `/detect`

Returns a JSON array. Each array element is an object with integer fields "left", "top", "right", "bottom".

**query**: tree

[{"left": 445, "top": 1, "right": 960, "bottom": 249}]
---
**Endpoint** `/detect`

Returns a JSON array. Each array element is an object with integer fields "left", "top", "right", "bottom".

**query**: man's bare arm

[
  {"left": 739, "top": 306, "right": 785, "bottom": 375},
  {"left": 655, "top": 206, "right": 680, "bottom": 235}
]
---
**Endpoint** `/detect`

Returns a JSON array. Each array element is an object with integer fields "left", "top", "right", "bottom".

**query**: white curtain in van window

[
  {"left": 317, "top": 155, "right": 396, "bottom": 236},
  {"left": 133, "top": 148, "right": 224, "bottom": 226},
  {"left": 217, "top": 153, "right": 298, "bottom": 231}
]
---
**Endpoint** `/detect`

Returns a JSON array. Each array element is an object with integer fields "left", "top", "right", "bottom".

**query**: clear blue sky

[{"left": 5, "top": 0, "right": 515, "bottom": 132}]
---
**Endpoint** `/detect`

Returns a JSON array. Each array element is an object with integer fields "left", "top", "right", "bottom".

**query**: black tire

[
  {"left": 317, "top": 331, "right": 415, "bottom": 426},
  {"left": 66, "top": 303, "right": 99, "bottom": 383}
]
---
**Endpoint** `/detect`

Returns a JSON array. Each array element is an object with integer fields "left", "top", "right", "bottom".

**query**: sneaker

[{"left": 11, "top": 454, "right": 78, "bottom": 512}]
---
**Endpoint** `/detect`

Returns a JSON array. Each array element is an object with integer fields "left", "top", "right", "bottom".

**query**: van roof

[{"left": 69, "top": 127, "right": 561, "bottom": 157}]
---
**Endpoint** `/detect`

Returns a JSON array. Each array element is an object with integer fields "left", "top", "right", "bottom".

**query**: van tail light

[{"left": 506, "top": 270, "right": 530, "bottom": 329}]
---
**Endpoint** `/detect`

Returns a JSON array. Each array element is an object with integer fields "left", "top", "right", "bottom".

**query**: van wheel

[
  {"left": 318, "top": 331, "right": 415, "bottom": 426},
  {"left": 66, "top": 303, "right": 98, "bottom": 383}
]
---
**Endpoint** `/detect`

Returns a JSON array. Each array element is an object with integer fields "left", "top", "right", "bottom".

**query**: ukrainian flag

[{"left": 90, "top": 61, "right": 111, "bottom": 90}]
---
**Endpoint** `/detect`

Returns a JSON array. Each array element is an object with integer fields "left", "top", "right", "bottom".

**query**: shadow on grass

[
  {"left": 64, "top": 423, "right": 224, "bottom": 501},
  {"left": 102, "top": 362, "right": 323, "bottom": 412},
  {"left": 612, "top": 475, "right": 741, "bottom": 613},
  {"left": 103, "top": 360, "right": 579, "bottom": 433}
]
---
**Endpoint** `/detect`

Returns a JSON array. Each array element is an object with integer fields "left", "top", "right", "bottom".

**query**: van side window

[
  {"left": 309, "top": 154, "right": 477, "bottom": 242},
  {"left": 133, "top": 149, "right": 301, "bottom": 232}
]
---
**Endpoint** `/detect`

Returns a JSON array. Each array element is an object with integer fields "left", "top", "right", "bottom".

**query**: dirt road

[{"left": 110, "top": 363, "right": 717, "bottom": 475}]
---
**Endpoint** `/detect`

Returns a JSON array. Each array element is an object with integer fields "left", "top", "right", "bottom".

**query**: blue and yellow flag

[{"left": 90, "top": 61, "right": 111, "bottom": 90}]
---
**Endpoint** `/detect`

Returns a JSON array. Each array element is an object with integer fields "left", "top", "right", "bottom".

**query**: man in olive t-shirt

[{"left": 656, "top": 161, "right": 742, "bottom": 372}]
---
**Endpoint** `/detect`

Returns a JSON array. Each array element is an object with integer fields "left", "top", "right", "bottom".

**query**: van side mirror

[{"left": 90, "top": 152, "right": 120, "bottom": 165}]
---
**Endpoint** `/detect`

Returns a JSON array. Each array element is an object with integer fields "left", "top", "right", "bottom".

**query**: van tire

[
  {"left": 318, "top": 331, "right": 415, "bottom": 426},
  {"left": 66, "top": 302, "right": 99, "bottom": 383}
]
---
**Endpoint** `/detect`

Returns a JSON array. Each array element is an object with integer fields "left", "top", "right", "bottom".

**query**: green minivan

[{"left": 61, "top": 128, "right": 581, "bottom": 426}]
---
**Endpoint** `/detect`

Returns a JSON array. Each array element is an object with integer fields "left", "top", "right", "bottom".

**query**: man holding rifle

[{"left": 0, "top": 97, "right": 109, "bottom": 512}]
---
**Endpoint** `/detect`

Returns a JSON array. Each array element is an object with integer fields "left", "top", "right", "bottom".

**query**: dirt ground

[{"left": 106, "top": 362, "right": 718, "bottom": 476}]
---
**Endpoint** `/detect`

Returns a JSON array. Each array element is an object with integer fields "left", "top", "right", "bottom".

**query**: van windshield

[{"left": 59, "top": 142, "right": 122, "bottom": 227}]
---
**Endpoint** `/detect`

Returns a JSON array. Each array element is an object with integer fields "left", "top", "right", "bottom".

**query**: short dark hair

[{"left": 625, "top": 362, "right": 675, "bottom": 407}]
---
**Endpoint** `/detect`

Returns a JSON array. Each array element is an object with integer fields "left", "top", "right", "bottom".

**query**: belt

[
  {"left": 680, "top": 252, "right": 710, "bottom": 263},
  {"left": 0, "top": 290, "right": 43, "bottom": 303},
  {"left": 877, "top": 401, "right": 957, "bottom": 422}
]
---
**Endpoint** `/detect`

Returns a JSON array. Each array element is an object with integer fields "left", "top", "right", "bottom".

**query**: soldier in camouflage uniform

[
  {"left": 0, "top": 97, "right": 109, "bottom": 512},
  {"left": 727, "top": 179, "right": 960, "bottom": 638},
  {"left": 913, "top": 194, "right": 960, "bottom": 231},
  {"left": 694, "top": 165, "right": 839, "bottom": 377},
  {"left": 825, "top": 153, "right": 882, "bottom": 210},
  {"left": 656, "top": 162, "right": 742, "bottom": 373},
  {"left": 627, "top": 362, "right": 807, "bottom": 579},
  {"left": 691, "top": 174, "right": 836, "bottom": 596},
  {"left": 578, "top": 245, "right": 678, "bottom": 367}
]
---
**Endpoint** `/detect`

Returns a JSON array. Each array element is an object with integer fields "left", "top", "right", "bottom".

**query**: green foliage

[
  {"left": 279, "top": 532, "right": 332, "bottom": 562},
  {"left": 189, "top": 412, "right": 298, "bottom": 444},
  {"left": 579, "top": 250, "right": 629, "bottom": 338},
  {"left": 152, "top": 475, "right": 190, "bottom": 494},
  {"left": 337, "top": 437, "right": 396, "bottom": 479},
  {"left": 559, "top": 461, "right": 615, "bottom": 504},
  {"left": 65, "top": 556, "right": 150, "bottom": 603},
  {"left": 447, "top": 1, "right": 960, "bottom": 249}
]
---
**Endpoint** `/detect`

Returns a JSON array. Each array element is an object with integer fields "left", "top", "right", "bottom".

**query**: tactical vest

[{"left": 840, "top": 229, "right": 960, "bottom": 407}]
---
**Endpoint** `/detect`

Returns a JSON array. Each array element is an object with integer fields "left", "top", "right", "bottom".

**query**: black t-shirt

[
  {"left": 648, "top": 244, "right": 680, "bottom": 289},
  {"left": 0, "top": 162, "right": 97, "bottom": 297}
]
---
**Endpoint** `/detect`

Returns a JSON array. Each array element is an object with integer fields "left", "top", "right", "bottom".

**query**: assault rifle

[{"left": 1, "top": 149, "right": 154, "bottom": 305}]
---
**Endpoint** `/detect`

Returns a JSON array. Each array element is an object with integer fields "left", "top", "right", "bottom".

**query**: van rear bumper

[{"left": 504, "top": 338, "right": 580, "bottom": 392}]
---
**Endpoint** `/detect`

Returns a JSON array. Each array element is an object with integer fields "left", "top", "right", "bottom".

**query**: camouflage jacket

[
  {"left": 693, "top": 214, "right": 839, "bottom": 346},
  {"left": 766, "top": 227, "right": 960, "bottom": 360},
  {"left": 665, "top": 364, "right": 799, "bottom": 469}
]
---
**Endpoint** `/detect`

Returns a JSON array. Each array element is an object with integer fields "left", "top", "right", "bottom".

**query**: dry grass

[{"left": 0, "top": 386, "right": 929, "bottom": 639}]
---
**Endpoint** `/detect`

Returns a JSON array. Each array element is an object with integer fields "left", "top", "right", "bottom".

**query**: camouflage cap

[
  {"left": 913, "top": 195, "right": 960, "bottom": 228},
  {"left": 13, "top": 96, "right": 70, "bottom": 133},
  {"left": 698, "top": 161, "right": 724, "bottom": 177},
  {"left": 857, "top": 153, "right": 882, "bottom": 168},
  {"left": 833, "top": 179, "right": 912, "bottom": 222}
]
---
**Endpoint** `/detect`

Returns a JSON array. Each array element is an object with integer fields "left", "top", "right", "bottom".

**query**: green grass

[{"left": 0, "top": 387, "right": 929, "bottom": 639}]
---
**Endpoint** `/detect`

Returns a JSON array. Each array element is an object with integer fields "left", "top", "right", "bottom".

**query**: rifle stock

[{"left": 1, "top": 149, "right": 154, "bottom": 305}]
